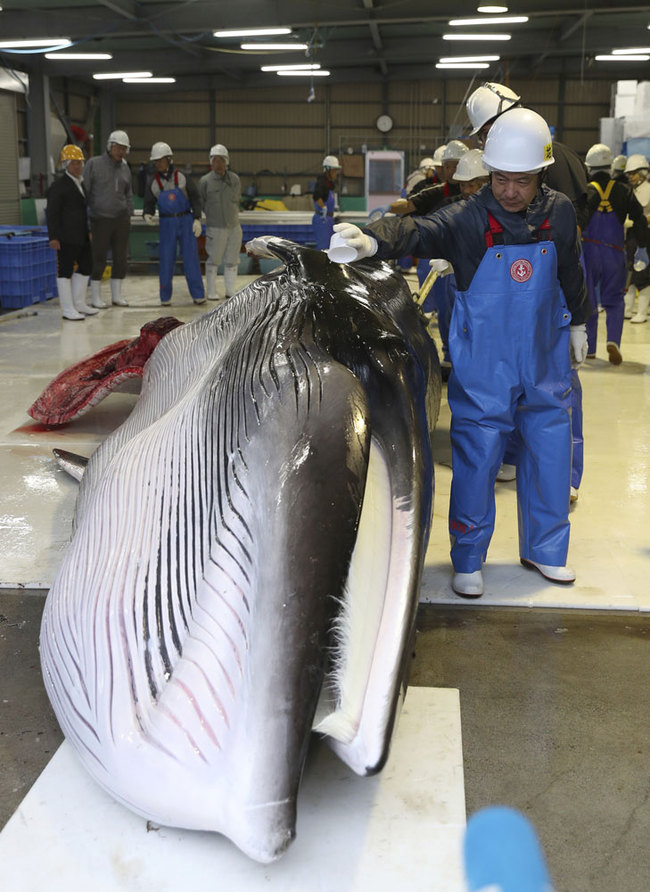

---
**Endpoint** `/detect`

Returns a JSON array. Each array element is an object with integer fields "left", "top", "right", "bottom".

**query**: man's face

[
  {"left": 154, "top": 157, "right": 170, "bottom": 173},
  {"left": 491, "top": 170, "right": 539, "bottom": 213},
  {"left": 109, "top": 142, "right": 128, "bottom": 163},
  {"left": 475, "top": 118, "right": 495, "bottom": 150},
  {"left": 67, "top": 159, "right": 83, "bottom": 178},
  {"left": 442, "top": 159, "right": 458, "bottom": 183},
  {"left": 627, "top": 169, "right": 647, "bottom": 188},
  {"left": 212, "top": 156, "right": 227, "bottom": 175},
  {"left": 326, "top": 167, "right": 339, "bottom": 181},
  {"left": 459, "top": 176, "right": 488, "bottom": 199}
]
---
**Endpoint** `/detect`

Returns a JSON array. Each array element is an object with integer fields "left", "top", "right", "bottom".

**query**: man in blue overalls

[
  {"left": 312, "top": 155, "right": 341, "bottom": 250},
  {"left": 582, "top": 143, "right": 648, "bottom": 364},
  {"left": 143, "top": 141, "right": 205, "bottom": 305},
  {"left": 329, "top": 109, "right": 592, "bottom": 598}
]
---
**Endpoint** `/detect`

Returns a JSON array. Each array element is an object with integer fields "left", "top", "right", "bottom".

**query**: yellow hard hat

[{"left": 60, "top": 144, "right": 84, "bottom": 163}]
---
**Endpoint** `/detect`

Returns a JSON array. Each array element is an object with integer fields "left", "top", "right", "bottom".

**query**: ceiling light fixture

[
  {"left": 612, "top": 47, "right": 650, "bottom": 54},
  {"left": 123, "top": 77, "right": 176, "bottom": 83},
  {"left": 276, "top": 69, "right": 330, "bottom": 76},
  {"left": 45, "top": 52, "right": 113, "bottom": 60},
  {"left": 477, "top": 5, "right": 509, "bottom": 11},
  {"left": 0, "top": 38, "right": 71, "bottom": 49},
  {"left": 439, "top": 55, "right": 500, "bottom": 62},
  {"left": 240, "top": 42, "right": 308, "bottom": 50},
  {"left": 443, "top": 33, "right": 511, "bottom": 41},
  {"left": 436, "top": 62, "right": 490, "bottom": 69},
  {"left": 93, "top": 71, "right": 152, "bottom": 80},
  {"left": 449, "top": 16, "right": 527, "bottom": 26},
  {"left": 214, "top": 28, "right": 291, "bottom": 37},
  {"left": 595, "top": 54, "right": 650, "bottom": 61},
  {"left": 261, "top": 63, "right": 321, "bottom": 71}
]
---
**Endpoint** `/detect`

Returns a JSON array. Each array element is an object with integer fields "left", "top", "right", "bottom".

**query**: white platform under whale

[{"left": 0, "top": 687, "right": 466, "bottom": 892}]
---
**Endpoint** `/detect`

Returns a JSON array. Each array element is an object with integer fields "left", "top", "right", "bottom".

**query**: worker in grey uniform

[
  {"left": 83, "top": 129, "right": 133, "bottom": 308},
  {"left": 199, "top": 144, "right": 242, "bottom": 301}
]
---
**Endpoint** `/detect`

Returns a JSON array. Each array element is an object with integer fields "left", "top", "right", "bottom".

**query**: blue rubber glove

[{"left": 634, "top": 246, "right": 649, "bottom": 270}]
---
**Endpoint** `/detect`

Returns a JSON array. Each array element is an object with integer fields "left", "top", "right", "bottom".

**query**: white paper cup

[{"left": 326, "top": 233, "right": 358, "bottom": 264}]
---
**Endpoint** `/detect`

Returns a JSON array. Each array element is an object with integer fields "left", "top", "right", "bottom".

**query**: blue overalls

[
  {"left": 581, "top": 180, "right": 626, "bottom": 354},
  {"left": 447, "top": 213, "right": 573, "bottom": 573},
  {"left": 312, "top": 181, "right": 335, "bottom": 251},
  {"left": 156, "top": 171, "right": 205, "bottom": 304}
]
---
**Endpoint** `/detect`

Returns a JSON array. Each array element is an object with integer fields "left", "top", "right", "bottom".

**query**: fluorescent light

[
  {"left": 595, "top": 54, "right": 650, "bottom": 61},
  {"left": 477, "top": 5, "right": 509, "bottom": 11},
  {"left": 45, "top": 52, "right": 113, "bottom": 60},
  {"left": 436, "top": 62, "right": 490, "bottom": 69},
  {"left": 443, "top": 33, "right": 511, "bottom": 40},
  {"left": 612, "top": 48, "right": 650, "bottom": 55},
  {"left": 240, "top": 42, "right": 308, "bottom": 50},
  {"left": 276, "top": 69, "right": 330, "bottom": 76},
  {"left": 214, "top": 28, "right": 291, "bottom": 37},
  {"left": 0, "top": 38, "right": 71, "bottom": 49},
  {"left": 123, "top": 77, "right": 176, "bottom": 83},
  {"left": 261, "top": 63, "right": 321, "bottom": 71},
  {"left": 439, "top": 55, "right": 500, "bottom": 62},
  {"left": 93, "top": 71, "right": 152, "bottom": 80},
  {"left": 449, "top": 16, "right": 527, "bottom": 25}
]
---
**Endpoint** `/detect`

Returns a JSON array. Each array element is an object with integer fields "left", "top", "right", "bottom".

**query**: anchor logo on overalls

[{"left": 510, "top": 258, "right": 533, "bottom": 282}]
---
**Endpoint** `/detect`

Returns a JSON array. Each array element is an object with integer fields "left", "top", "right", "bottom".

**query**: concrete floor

[{"left": 1, "top": 270, "right": 650, "bottom": 889}]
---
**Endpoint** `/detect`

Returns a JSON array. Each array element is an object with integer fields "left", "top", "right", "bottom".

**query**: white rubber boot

[
  {"left": 452, "top": 570, "right": 484, "bottom": 598},
  {"left": 206, "top": 265, "right": 219, "bottom": 300},
  {"left": 71, "top": 273, "right": 99, "bottom": 315},
  {"left": 521, "top": 559, "right": 576, "bottom": 583},
  {"left": 90, "top": 280, "right": 107, "bottom": 309},
  {"left": 56, "top": 278, "right": 85, "bottom": 321},
  {"left": 623, "top": 285, "right": 636, "bottom": 319},
  {"left": 224, "top": 264, "right": 238, "bottom": 299},
  {"left": 631, "top": 287, "right": 650, "bottom": 323},
  {"left": 496, "top": 463, "right": 516, "bottom": 482},
  {"left": 110, "top": 278, "right": 129, "bottom": 306}
]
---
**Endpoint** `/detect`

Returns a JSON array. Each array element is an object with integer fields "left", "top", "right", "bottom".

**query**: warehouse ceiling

[{"left": 1, "top": 1, "right": 650, "bottom": 89}]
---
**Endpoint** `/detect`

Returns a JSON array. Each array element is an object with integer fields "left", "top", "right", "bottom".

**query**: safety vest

[{"left": 589, "top": 179, "right": 615, "bottom": 213}]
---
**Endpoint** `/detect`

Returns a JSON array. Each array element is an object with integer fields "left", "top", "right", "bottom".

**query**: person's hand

[
  {"left": 390, "top": 199, "right": 415, "bottom": 216},
  {"left": 331, "top": 223, "right": 378, "bottom": 261},
  {"left": 192, "top": 219, "right": 202, "bottom": 238},
  {"left": 318, "top": 205, "right": 328, "bottom": 218},
  {"left": 49, "top": 239, "right": 60, "bottom": 251},
  {"left": 569, "top": 324, "right": 588, "bottom": 369},
  {"left": 143, "top": 213, "right": 156, "bottom": 225},
  {"left": 634, "top": 246, "right": 649, "bottom": 270}
]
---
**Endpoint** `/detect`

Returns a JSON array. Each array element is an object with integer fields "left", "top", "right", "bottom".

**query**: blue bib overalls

[{"left": 156, "top": 171, "right": 205, "bottom": 304}]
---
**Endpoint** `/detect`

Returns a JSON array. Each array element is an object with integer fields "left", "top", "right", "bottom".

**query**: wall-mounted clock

[{"left": 376, "top": 114, "right": 394, "bottom": 133}]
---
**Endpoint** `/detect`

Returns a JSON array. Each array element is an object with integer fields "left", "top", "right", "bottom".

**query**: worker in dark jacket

[
  {"left": 46, "top": 144, "right": 97, "bottom": 321},
  {"left": 312, "top": 155, "right": 341, "bottom": 250},
  {"left": 330, "top": 109, "right": 591, "bottom": 599},
  {"left": 582, "top": 143, "right": 649, "bottom": 364}
]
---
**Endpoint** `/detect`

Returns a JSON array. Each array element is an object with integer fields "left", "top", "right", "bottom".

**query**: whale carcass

[{"left": 39, "top": 240, "right": 441, "bottom": 863}]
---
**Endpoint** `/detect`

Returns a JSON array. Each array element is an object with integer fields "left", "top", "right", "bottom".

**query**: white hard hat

[
  {"left": 482, "top": 108, "right": 555, "bottom": 173},
  {"left": 466, "top": 82, "right": 521, "bottom": 135},
  {"left": 625, "top": 153, "right": 649, "bottom": 173},
  {"left": 585, "top": 143, "right": 612, "bottom": 170},
  {"left": 454, "top": 149, "right": 489, "bottom": 182},
  {"left": 107, "top": 129, "right": 130, "bottom": 152},
  {"left": 150, "top": 141, "right": 173, "bottom": 161},
  {"left": 209, "top": 144, "right": 229, "bottom": 163},
  {"left": 611, "top": 154, "right": 627, "bottom": 174},
  {"left": 432, "top": 145, "right": 446, "bottom": 165},
  {"left": 322, "top": 154, "right": 341, "bottom": 169},
  {"left": 418, "top": 156, "right": 436, "bottom": 170},
  {"left": 442, "top": 140, "right": 469, "bottom": 163}
]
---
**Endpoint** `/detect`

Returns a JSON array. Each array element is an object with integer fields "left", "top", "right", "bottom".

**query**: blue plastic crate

[{"left": 0, "top": 232, "right": 57, "bottom": 308}]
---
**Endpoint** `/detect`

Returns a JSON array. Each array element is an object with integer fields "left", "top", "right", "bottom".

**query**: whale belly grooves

[{"left": 39, "top": 240, "right": 441, "bottom": 862}]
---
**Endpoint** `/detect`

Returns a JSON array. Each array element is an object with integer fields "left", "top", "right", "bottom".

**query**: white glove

[
  {"left": 331, "top": 222, "right": 378, "bottom": 261},
  {"left": 429, "top": 258, "right": 453, "bottom": 276},
  {"left": 192, "top": 219, "right": 202, "bottom": 238},
  {"left": 245, "top": 235, "right": 283, "bottom": 257},
  {"left": 143, "top": 213, "right": 156, "bottom": 225},
  {"left": 569, "top": 324, "right": 588, "bottom": 369}
]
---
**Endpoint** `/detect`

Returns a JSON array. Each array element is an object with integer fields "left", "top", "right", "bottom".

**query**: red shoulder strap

[
  {"left": 484, "top": 211, "right": 504, "bottom": 247},
  {"left": 174, "top": 169, "right": 179, "bottom": 187},
  {"left": 154, "top": 172, "right": 164, "bottom": 191},
  {"left": 443, "top": 181, "right": 451, "bottom": 197},
  {"left": 535, "top": 217, "right": 551, "bottom": 241}
]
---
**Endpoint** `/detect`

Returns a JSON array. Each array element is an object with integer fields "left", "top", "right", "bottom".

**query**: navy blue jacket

[{"left": 364, "top": 183, "right": 591, "bottom": 325}]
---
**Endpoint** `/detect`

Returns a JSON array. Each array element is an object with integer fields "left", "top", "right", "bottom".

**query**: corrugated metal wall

[{"left": 97, "top": 76, "right": 610, "bottom": 195}]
